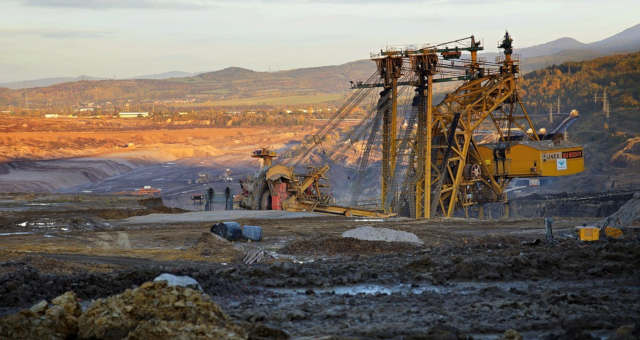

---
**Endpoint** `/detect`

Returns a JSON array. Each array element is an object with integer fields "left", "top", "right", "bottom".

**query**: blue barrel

[
  {"left": 222, "top": 221, "right": 241, "bottom": 229},
  {"left": 224, "top": 222, "right": 243, "bottom": 241},
  {"left": 242, "top": 225, "right": 263, "bottom": 241},
  {"left": 211, "top": 222, "right": 243, "bottom": 241}
]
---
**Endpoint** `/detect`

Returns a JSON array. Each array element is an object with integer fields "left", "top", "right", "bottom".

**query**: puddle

[
  {"left": 331, "top": 283, "right": 444, "bottom": 295},
  {"left": 271, "top": 283, "right": 445, "bottom": 296},
  {"left": 268, "top": 279, "right": 637, "bottom": 298},
  {"left": 0, "top": 232, "right": 33, "bottom": 236}
]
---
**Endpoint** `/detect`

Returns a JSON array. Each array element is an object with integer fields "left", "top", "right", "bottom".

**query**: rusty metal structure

[
  {"left": 239, "top": 149, "right": 393, "bottom": 218},
  {"left": 277, "top": 32, "right": 585, "bottom": 219}
]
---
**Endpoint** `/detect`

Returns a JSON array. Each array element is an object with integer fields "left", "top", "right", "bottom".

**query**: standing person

[
  {"left": 225, "top": 186, "right": 233, "bottom": 210},
  {"left": 205, "top": 187, "right": 215, "bottom": 211}
]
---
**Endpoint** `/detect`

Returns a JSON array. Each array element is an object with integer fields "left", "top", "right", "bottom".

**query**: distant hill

[
  {"left": 0, "top": 71, "right": 196, "bottom": 89},
  {"left": 133, "top": 71, "right": 195, "bottom": 80},
  {"left": 590, "top": 23, "right": 640, "bottom": 52},
  {"left": 522, "top": 23, "right": 640, "bottom": 72},
  {"left": 4, "top": 22, "right": 639, "bottom": 91},
  {"left": 479, "top": 23, "right": 640, "bottom": 72},
  {"left": 520, "top": 24, "right": 640, "bottom": 59},
  {"left": 1, "top": 24, "right": 639, "bottom": 108},
  {"left": 519, "top": 37, "right": 588, "bottom": 58},
  {"left": 0, "top": 75, "right": 105, "bottom": 90},
  {"left": 0, "top": 60, "right": 376, "bottom": 108}
]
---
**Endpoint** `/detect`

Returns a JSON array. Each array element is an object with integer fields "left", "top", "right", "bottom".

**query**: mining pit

[{"left": 0, "top": 192, "right": 638, "bottom": 339}]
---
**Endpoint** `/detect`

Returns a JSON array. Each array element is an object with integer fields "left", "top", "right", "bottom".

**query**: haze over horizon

[{"left": 2, "top": 0, "right": 639, "bottom": 83}]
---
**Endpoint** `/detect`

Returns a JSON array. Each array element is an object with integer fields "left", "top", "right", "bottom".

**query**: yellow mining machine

[{"left": 286, "top": 32, "right": 584, "bottom": 219}]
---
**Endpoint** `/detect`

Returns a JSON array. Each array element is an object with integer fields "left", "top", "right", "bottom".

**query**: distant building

[
  {"left": 119, "top": 112, "right": 149, "bottom": 118},
  {"left": 44, "top": 114, "right": 59, "bottom": 118}
]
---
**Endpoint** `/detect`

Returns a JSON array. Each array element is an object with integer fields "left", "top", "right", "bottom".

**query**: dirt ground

[{"left": 0, "top": 194, "right": 639, "bottom": 339}]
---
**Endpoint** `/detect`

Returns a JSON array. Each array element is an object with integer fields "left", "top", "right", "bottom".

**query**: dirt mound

[
  {"left": 280, "top": 236, "right": 421, "bottom": 256},
  {"left": 191, "top": 232, "right": 240, "bottom": 260},
  {"left": 0, "top": 291, "right": 81, "bottom": 339},
  {"left": 1, "top": 281, "right": 248, "bottom": 339},
  {"left": 79, "top": 281, "right": 246, "bottom": 339},
  {"left": 95, "top": 197, "right": 185, "bottom": 220}
]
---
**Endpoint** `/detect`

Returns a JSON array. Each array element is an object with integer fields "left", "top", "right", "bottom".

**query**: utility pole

[
  {"left": 556, "top": 96, "right": 560, "bottom": 116},
  {"left": 594, "top": 88, "right": 611, "bottom": 130},
  {"left": 604, "top": 88, "right": 610, "bottom": 120}
]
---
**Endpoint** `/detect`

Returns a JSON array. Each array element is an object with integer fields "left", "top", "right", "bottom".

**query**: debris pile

[
  {"left": 0, "top": 280, "right": 247, "bottom": 339},
  {"left": 342, "top": 226, "right": 424, "bottom": 245},
  {"left": 243, "top": 248, "right": 274, "bottom": 265},
  {"left": 0, "top": 291, "right": 81, "bottom": 339}
]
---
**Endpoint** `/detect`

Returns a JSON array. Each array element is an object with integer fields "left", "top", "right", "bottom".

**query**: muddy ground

[{"left": 0, "top": 194, "right": 639, "bottom": 339}]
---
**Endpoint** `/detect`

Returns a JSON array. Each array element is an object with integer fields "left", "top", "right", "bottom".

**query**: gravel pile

[{"left": 342, "top": 226, "right": 424, "bottom": 245}]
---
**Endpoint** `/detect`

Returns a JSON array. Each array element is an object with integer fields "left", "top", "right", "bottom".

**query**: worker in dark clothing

[
  {"left": 225, "top": 186, "right": 233, "bottom": 210},
  {"left": 205, "top": 187, "right": 215, "bottom": 211}
]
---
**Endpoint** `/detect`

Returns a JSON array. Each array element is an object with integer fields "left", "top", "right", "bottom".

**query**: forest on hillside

[
  {"left": 518, "top": 51, "right": 640, "bottom": 192},
  {"left": 519, "top": 51, "right": 640, "bottom": 114}
]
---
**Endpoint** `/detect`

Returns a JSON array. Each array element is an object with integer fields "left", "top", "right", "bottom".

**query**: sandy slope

[{"left": 0, "top": 120, "right": 315, "bottom": 192}]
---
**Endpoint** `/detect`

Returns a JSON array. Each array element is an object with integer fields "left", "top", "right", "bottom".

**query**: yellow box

[
  {"left": 605, "top": 227, "right": 623, "bottom": 239},
  {"left": 477, "top": 141, "right": 584, "bottom": 178},
  {"left": 577, "top": 227, "right": 600, "bottom": 241}
]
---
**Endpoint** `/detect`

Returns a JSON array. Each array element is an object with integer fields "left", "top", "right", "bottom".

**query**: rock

[
  {"left": 30, "top": 300, "right": 48, "bottom": 313},
  {"left": 342, "top": 226, "right": 424, "bottom": 245},
  {"left": 501, "top": 329, "right": 523, "bottom": 340},
  {"left": 153, "top": 273, "right": 202, "bottom": 290},
  {"left": 0, "top": 291, "right": 81, "bottom": 340},
  {"left": 51, "top": 291, "right": 81, "bottom": 317}
]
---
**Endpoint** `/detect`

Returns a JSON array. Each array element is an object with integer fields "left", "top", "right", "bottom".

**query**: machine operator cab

[{"left": 477, "top": 140, "right": 584, "bottom": 178}]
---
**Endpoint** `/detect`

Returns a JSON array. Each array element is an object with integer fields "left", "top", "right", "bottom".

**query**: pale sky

[{"left": 1, "top": 0, "right": 638, "bottom": 82}]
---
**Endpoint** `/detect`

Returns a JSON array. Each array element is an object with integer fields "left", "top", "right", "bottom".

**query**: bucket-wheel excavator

[{"left": 239, "top": 32, "right": 585, "bottom": 219}]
